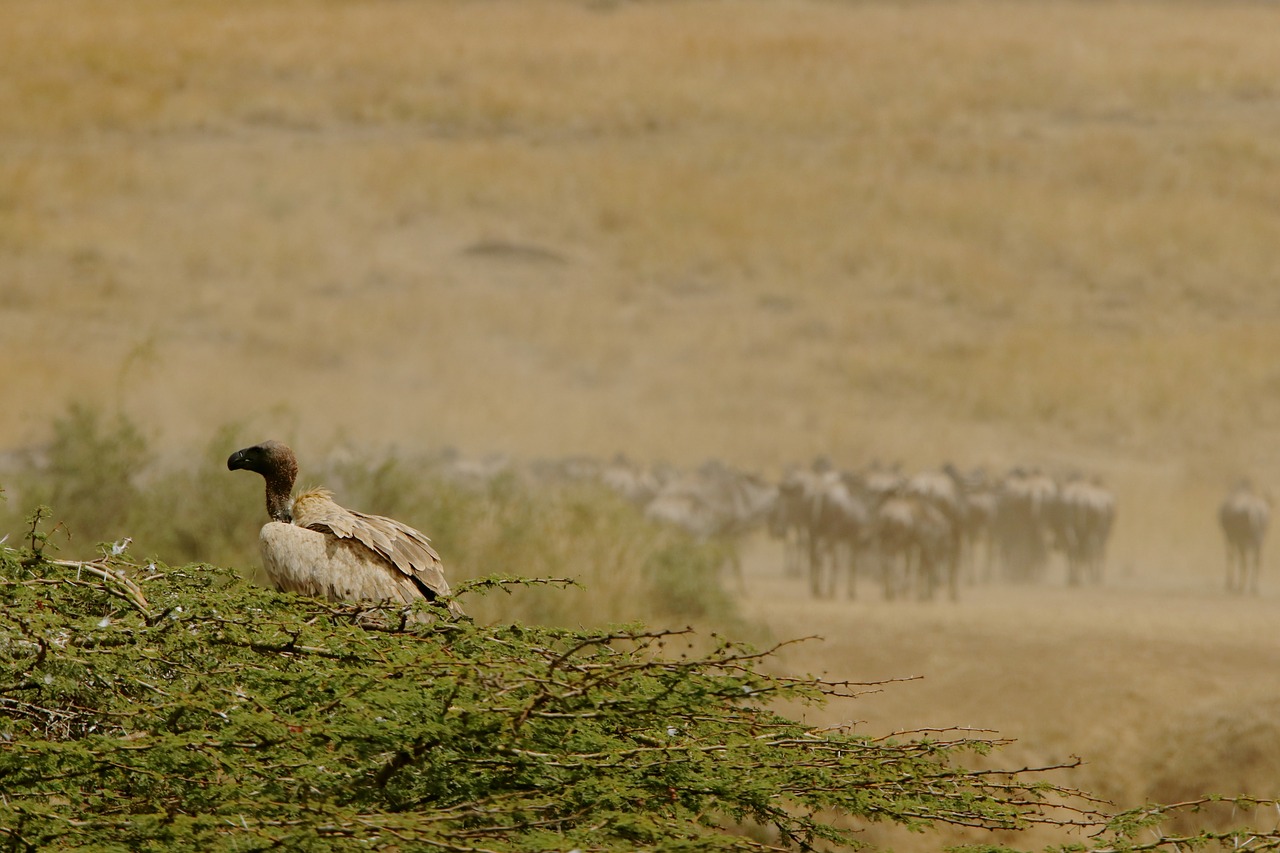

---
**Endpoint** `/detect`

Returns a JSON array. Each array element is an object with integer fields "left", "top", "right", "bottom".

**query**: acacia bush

[
  {"left": 0, "top": 538, "right": 1047, "bottom": 852},
  {"left": 2, "top": 529, "right": 1278, "bottom": 852}
]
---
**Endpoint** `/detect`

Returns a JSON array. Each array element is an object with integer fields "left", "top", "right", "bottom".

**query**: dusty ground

[{"left": 735, "top": 537, "right": 1280, "bottom": 848}]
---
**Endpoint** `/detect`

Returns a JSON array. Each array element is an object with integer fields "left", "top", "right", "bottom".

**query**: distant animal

[
  {"left": 960, "top": 486, "right": 999, "bottom": 582},
  {"left": 227, "top": 440, "right": 463, "bottom": 619},
  {"left": 902, "top": 469, "right": 965, "bottom": 600},
  {"left": 939, "top": 465, "right": 998, "bottom": 583},
  {"left": 1052, "top": 478, "right": 1116, "bottom": 586},
  {"left": 803, "top": 471, "right": 870, "bottom": 600},
  {"left": 994, "top": 469, "right": 1058, "bottom": 583},
  {"left": 1219, "top": 481, "right": 1270, "bottom": 595},
  {"left": 768, "top": 468, "right": 815, "bottom": 579},
  {"left": 874, "top": 495, "right": 955, "bottom": 601},
  {"left": 600, "top": 453, "right": 662, "bottom": 507},
  {"left": 643, "top": 460, "right": 776, "bottom": 592}
]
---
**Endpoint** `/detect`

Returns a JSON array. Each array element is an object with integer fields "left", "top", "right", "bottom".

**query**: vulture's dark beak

[{"left": 227, "top": 449, "right": 250, "bottom": 471}]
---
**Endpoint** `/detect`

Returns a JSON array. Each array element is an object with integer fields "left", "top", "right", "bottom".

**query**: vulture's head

[
  {"left": 227, "top": 440, "right": 298, "bottom": 477},
  {"left": 228, "top": 441, "right": 299, "bottom": 522}
]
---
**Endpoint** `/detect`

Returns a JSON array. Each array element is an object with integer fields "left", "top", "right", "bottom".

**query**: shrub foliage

[
  {"left": 4, "top": 533, "right": 1279, "bottom": 851},
  {"left": 0, "top": 531, "right": 1071, "bottom": 851}
]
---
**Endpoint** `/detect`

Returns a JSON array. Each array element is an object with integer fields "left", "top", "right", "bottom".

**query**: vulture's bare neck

[
  {"left": 229, "top": 441, "right": 301, "bottom": 524},
  {"left": 265, "top": 473, "right": 294, "bottom": 523}
]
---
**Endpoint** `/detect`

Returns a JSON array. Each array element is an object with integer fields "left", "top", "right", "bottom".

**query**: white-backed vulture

[{"left": 227, "top": 440, "right": 464, "bottom": 619}]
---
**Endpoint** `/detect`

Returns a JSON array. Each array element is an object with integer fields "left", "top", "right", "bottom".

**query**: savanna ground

[
  {"left": 3, "top": 0, "right": 1280, "bottom": 848},
  {"left": 737, "top": 541, "right": 1280, "bottom": 849}
]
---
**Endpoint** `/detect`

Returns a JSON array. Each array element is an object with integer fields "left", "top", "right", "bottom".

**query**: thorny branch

[{"left": 2, "top": 549, "right": 1278, "bottom": 852}]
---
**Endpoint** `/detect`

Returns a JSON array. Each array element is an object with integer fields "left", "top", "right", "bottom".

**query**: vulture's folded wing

[
  {"left": 260, "top": 522, "right": 421, "bottom": 606},
  {"left": 292, "top": 488, "right": 462, "bottom": 616}
]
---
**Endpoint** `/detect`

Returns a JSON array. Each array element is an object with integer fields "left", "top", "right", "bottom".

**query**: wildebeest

[
  {"left": 1050, "top": 478, "right": 1116, "bottom": 586},
  {"left": 994, "top": 468, "right": 1058, "bottom": 583},
  {"left": 643, "top": 460, "right": 777, "bottom": 590},
  {"left": 804, "top": 471, "right": 871, "bottom": 599},
  {"left": 1220, "top": 481, "right": 1270, "bottom": 595},
  {"left": 874, "top": 494, "right": 956, "bottom": 601},
  {"left": 900, "top": 468, "right": 965, "bottom": 599},
  {"left": 767, "top": 464, "right": 872, "bottom": 599},
  {"left": 768, "top": 467, "right": 818, "bottom": 580},
  {"left": 599, "top": 453, "right": 664, "bottom": 507},
  {"left": 953, "top": 468, "right": 999, "bottom": 583}
]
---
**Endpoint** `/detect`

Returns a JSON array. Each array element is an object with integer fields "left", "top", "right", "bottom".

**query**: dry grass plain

[{"left": 4, "top": 0, "right": 1280, "bottom": 846}]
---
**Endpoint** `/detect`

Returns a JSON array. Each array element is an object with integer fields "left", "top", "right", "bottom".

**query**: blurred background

[{"left": 3, "top": 0, "right": 1280, "bottom": 847}]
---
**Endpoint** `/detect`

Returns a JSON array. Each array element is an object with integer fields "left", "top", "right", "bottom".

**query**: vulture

[{"left": 227, "top": 440, "right": 464, "bottom": 619}]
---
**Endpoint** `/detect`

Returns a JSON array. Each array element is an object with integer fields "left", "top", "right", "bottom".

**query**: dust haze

[{"left": 3, "top": 0, "right": 1279, "bottom": 846}]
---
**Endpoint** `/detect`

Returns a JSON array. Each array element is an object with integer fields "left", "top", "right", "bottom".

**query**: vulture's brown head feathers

[{"left": 228, "top": 440, "right": 298, "bottom": 522}]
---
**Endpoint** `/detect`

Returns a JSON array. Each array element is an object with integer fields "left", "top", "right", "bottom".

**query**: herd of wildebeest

[
  {"left": 599, "top": 457, "right": 1121, "bottom": 602},
  {"left": 486, "top": 453, "right": 1271, "bottom": 602},
  {"left": 1, "top": 439, "right": 1270, "bottom": 600}
]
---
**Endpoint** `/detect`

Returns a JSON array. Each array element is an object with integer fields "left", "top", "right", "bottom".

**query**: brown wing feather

[{"left": 291, "top": 488, "right": 462, "bottom": 616}]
